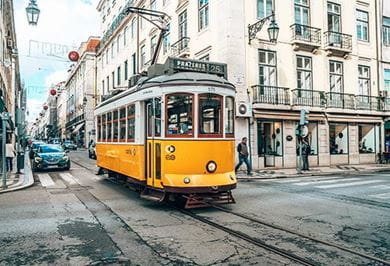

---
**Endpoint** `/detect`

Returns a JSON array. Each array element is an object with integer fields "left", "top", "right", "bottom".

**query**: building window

[
  {"left": 329, "top": 123, "right": 348, "bottom": 154},
  {"left": 327, "top": 2, "right": 341, "bottom": 32},
  {"left": 111, "top": 71, "right": 115, "bottom": 89},
  {"left": 106, "top": 49, "right": 109, "bottom": 63},
  {"left": 296, "top": 55, "right": 312, "bottom": 91},
  {"left": 294, "top": 0, "right": 309, "bottom": 25},
  {"left": 117, "top": 66, "right": 121, "bottom": 86},
  {"left": 163, "top": 24, "right": 171, "bottom": 54},
  {"left": 124, "top": 60, "right": 128, "bottom": 81},
  {"left": 106, "top": 76, "right": 110, "bottom": 93},
  {"left": 111, "top": 43, "right": 115, "bottom": 58},
  {"left": 225, "top": 96, "right": 234, "bottom": 136},
  {"left": 102, "top": 80, "right": 105, "bottom": 95},
  {"left": 101, "top": 53, "right": 105, "bottom": 67},
  {"left": 359, "top": 124, "right": 376, "bottom": 154},
  {"left": 123, "top": 26, "right": 128, "bottom": 46},
  {"left": 127, "top": 105, "right": 135, "bottom": 141},
  {"left": 166, "top": 94, "right": 193, "bottom": 137},
  {"left": 329, "top": 60, "right": 343, "bottom": 93},
  {"left": 358, "top": 65, "right": 370, "bottom": 95},
  {"left": 119, "top": 108, "right": 126, "bottom": 141},
  {"left": 140, "top": 44, "right": 146, "bottom": 67},
  {"left": 117, "top": 34, "right": 121, "bottom": 52},
  {"left": 257, "top": 121, "right": 283, "bottom": 156},
  {"left": 356, "top": 10, "right": 369, "bottom": 41},
  {"left": 131, "top": 18, "right": 136, "bottom": 39},
  {"left": 385, "top": 69, "right": 390, "bottom": 91},
  {"left": 150, "top": 35, "right": 157, "bottom": 58},
  {"left": 258, "top": 50, "right": 277, "bottom": 86},
  {"left": 199, "top": 0, "right": 209, "bottom": 31},
  {"left": 179, "top": 10, "right": 188, "bottom": 39},
  {"left": 199, "top": 94, "right": 222, "bottom": 136},
  {"left": 257, "top": 0, "right": 273, "bottom": 19},
  {"left": 132, "top": 53, "right": 137, "bottom": 74},
  {"left": 383, "top": 17, "right": 390, "bottom": 46}
]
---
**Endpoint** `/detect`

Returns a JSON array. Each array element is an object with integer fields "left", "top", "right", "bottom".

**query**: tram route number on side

[
  {"left": 126, "top": 149, "right": 137, "bottom": 156},
  {"left": 166, "top": 154, "right": 176, "bottom": 160}
]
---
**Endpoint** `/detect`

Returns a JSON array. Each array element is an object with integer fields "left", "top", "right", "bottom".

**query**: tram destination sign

[{"left": 167, "top": 58, "right": 227, "bottom": 79}]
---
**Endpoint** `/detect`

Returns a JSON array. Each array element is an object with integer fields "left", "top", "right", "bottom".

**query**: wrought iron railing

[
  {"left": 252, "top": 85, "right": 290, "bottom": 105},
  {"left": 66, "top": 114, "right": 84, "bottom": 128},
  {"left": 290, "top": 24, "right": 321, "bottom": 44},
  {"left": 383, "top": 97, "right": 390, "bottom": 111},
  {"left": 326, "top": 92, "right": 355, "bottom": 109},
  {"left": 355, "top": 95, "right": 381, "bottom": 111},
  {"left": 170, "top": 37, "right": 190, "bottom": 56},
  {"left": 324, "top": 31, "right": 352, "bottom": 50},
  {"left": 292, "top": 89, "right": 326, "bottom": 107}
]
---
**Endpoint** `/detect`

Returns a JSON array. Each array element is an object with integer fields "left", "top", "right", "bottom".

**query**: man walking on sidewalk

[
  {"left": 235, "top": 137, "right": 252, "bottom": 175},
  {"left": 6, "top": 140, "right": 15, "bottom": 172}
]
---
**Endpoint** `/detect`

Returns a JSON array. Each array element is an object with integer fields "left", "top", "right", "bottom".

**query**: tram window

[
  {"left": 166, "top": 94, "right": 193, "bottom": 136},
  {"left": 225, "top": 96, "right": 234, "bottom": 136},
  {"left": 107, "top": 112, "right": 112, "bottom": 141},
  {"left": 127, "top": 105, "right": 135, "bottom": 141},
  {"left": 155, "top": 98, "right": 161, "bottom": 137},
  {"left": 199, "top": 94, "right": 222, "bottom": 136},
  {"left": 102, "top": 114, "right": 107, "bottom": 141},
  {"left": 97, "top": 116, "right": 101, "bottom": 141},
  {"left": 119, "top": 108, "right": 126, "bottom": 141},
  {"left": 113, "top": 109, "right": 119, "bottom": 142}
]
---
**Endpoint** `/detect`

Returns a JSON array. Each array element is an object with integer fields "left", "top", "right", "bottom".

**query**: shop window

[
  {"left": 102, "top": 114, "right": 107, "bottom": 141},
  {"left": 329, "top": 123, "right": 348, "bottom": 154},
  {"left": 258, "top": 121, "right": 283, "bottom": 156},
  {"left": 199, "top": 94, "right": 222, "bottom": 136},
  {"left": 225, "top": 96, "right": 234, "bottom": 137},
  {"left": 127, "top": 105, "right": 135, "bottom": 141},
  {"left": 107, "top": 112, "right": 112, "bottom": 141},
  {"left": 166, "top": 94, "right": 193, "bottom": 137},
  {"left": 119, "top": 107, "right": 126, "bottom": 141},
  {"left": 359, "top": 124, "right": 376, "bottom": 153}
]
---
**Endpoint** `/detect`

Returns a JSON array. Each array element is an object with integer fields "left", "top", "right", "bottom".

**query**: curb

[
  {"left": 237, "top": 166, "right": 390, "bottom": 181},
  {"left": 0, "top": 154, "right": 34, "bottom": 194}
]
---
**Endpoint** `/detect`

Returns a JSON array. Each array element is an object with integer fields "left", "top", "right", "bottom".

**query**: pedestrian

[
  {"left": 235, "top": 137, "right": 252, "bottom": 175},
  {"left": 302, "top": 138, "right": 310, "bottom": 171},
  {"left": 6, "top": 140, "right": 15, "bottom": 172}
]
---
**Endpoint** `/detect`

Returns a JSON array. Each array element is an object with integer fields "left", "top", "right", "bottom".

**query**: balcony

[
  {"left": 355, "top": 95, "right": 381, "bottom": 111},
  {"left": 292, "top": 89, "right": 326, "bottom": 107},
  {"left": 324, "top": 31, "right": 352, "bottom": 57},
  {"left": 170, "top": 37, "right": 190, "bottom": 57},
  {"left": 326, "top": 92, "right": 355, "bottom": 109},
  {"left": 383, "top": 97, "right": 390, "bottom": 112},
  {"left": 252, "top": 85, "right": 290, "bottom": 105},
  {"left": 290, "top": 24, "right": 321, "bottom": 52}
]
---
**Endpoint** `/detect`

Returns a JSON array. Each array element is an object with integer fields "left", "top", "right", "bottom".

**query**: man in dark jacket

[
  {"left": 235, "top": 137, "right": 252, "bottom": 175},
  {"left": 302, "top": 138, "right": 311, "bottom": 171}
]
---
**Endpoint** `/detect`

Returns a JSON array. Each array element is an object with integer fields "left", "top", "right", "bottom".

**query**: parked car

[
  {"left": 62, "top": 140, "right": 77, "bottom": 150},
  {"left": 29, "top": 141, "right": 45, "bottom": 159},
  {"left": 32, "top": 144, "right": 70, "bottom": 171},
  {"left": 49, "top": 138, "right": 61, "bottom": 145},
  {"left": 88, "top": 143, "right": 96, "bottom": 159}
]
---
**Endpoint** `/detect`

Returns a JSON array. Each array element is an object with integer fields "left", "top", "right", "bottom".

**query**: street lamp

[
  {"left": 26, "top": 0, "right": 40, "bottom": 26},
  {"left": 248, "top": 12, "right": 279, "bottom": 44}
]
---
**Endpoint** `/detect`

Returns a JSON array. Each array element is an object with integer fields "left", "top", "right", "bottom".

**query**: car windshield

[
  {"left": 64, "top": 141, "right": 73, "bottom": 144},
  {"left": 39, "top": 145, "right": 64, "bottom": 153}
]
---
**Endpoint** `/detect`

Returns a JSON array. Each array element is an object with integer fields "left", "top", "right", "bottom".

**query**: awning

[{"left": 72, "top": 123, "right": 84, "bottom": 134}]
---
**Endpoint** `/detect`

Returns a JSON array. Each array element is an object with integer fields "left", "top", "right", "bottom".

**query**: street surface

[{"left": 0, "top": 150, "right": 389, "bottom": 265}]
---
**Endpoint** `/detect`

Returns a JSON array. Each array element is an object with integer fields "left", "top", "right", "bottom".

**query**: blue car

[{"left": 32, "top": 144, "right": 71, "bottom": 171}]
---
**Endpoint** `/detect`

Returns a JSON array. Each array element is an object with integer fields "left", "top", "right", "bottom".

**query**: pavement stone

[{"left": 0, "top": 153, "right": 34, "bottom": 193}]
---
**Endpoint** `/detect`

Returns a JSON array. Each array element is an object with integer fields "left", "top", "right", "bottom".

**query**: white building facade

[{"left": 95, "top": 0, "right": 390, "bottom": 169}]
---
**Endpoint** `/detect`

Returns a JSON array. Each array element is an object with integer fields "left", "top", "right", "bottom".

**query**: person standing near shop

[
  {"left": 235, "top": 137, "right": 252, "bottom": 175},
  {"left": 302, "top": 138, "right": 311, "bottom": 171},
  {"left": 6, "top": 140, "right": 15, "bottom": 172}
]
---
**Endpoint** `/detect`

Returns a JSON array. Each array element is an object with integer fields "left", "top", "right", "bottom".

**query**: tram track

[{"left": 177, "top": 199, "right": 390, "bottom": 266}]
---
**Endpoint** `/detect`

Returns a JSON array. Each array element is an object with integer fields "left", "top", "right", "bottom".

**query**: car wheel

[{"left": 64, "top": 163, "right": 70, "bottom": 171}]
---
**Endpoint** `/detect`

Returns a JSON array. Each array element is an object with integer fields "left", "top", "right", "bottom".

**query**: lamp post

[
  {"left": 26, "top": 0, "right": 40, "bottom": 26},
  {"left": 248, "top": 12, "right": 279, "bottom": 44}
]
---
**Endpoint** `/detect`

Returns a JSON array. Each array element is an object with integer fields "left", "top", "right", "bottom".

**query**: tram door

[{"left": 145, "top": 98, "right": 162, "bottom": 188}]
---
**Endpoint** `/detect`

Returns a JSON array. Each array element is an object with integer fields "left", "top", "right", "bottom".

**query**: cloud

[{"left": 44, "top": 70, "right": 68, "bottom": 88}]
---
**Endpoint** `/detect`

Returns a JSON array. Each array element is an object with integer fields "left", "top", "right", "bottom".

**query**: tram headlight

[
  {"left": 183, "top": 177, "right": 191, "bottom": 184},
  {"left": 206, "top": 161, "right": 217, "bottom": 173}
]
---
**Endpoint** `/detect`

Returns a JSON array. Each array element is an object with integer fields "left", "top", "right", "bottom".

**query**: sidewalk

[
  {"left": 0, "top": 154, "right": 34, "bottom": 193},
  {"left": 236, "top": 164, "right": 390, "bottom": 180}
]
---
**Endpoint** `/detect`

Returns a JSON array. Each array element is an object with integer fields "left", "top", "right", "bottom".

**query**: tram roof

[{"left": 96, "top": 71, "right": 235, "bottom": 109}]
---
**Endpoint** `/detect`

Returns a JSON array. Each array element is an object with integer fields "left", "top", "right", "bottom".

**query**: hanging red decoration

[
  {"left": 43, "top": 105, "right": 48, "bottom": 110},
  {"left": 68, "top": 51, "right": 80, "bottom": 62},
  {"left": 50, "top": 89, "right": 57, "bottom": 96}
]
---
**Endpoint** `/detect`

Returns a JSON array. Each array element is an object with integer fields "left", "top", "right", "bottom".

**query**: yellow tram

[{"left": 95, "top": 58, "right": 236, "bottom": 208}]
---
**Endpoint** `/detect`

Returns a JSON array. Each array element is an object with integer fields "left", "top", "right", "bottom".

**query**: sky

[{"left": 14, "top": 0, "right": 100, "bottom": 121}]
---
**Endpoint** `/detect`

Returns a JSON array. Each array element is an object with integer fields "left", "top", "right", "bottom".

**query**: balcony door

[
  {"left": 294, "top": 0, "right": 310, "bottom": 40},
  {"left": 178, "top": 10, "right": 188, "bottom": 50},
  {"left": 327, "top": 2, "right": 341, "bottom": 32}
]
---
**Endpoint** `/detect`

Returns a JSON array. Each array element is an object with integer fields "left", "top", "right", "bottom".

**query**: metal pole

[
  {"left": 298, "top": 131, "right": 303, "bottom": 174},
  {"left": 2, "top": 113, "right": 7, "bottom": 189}
]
